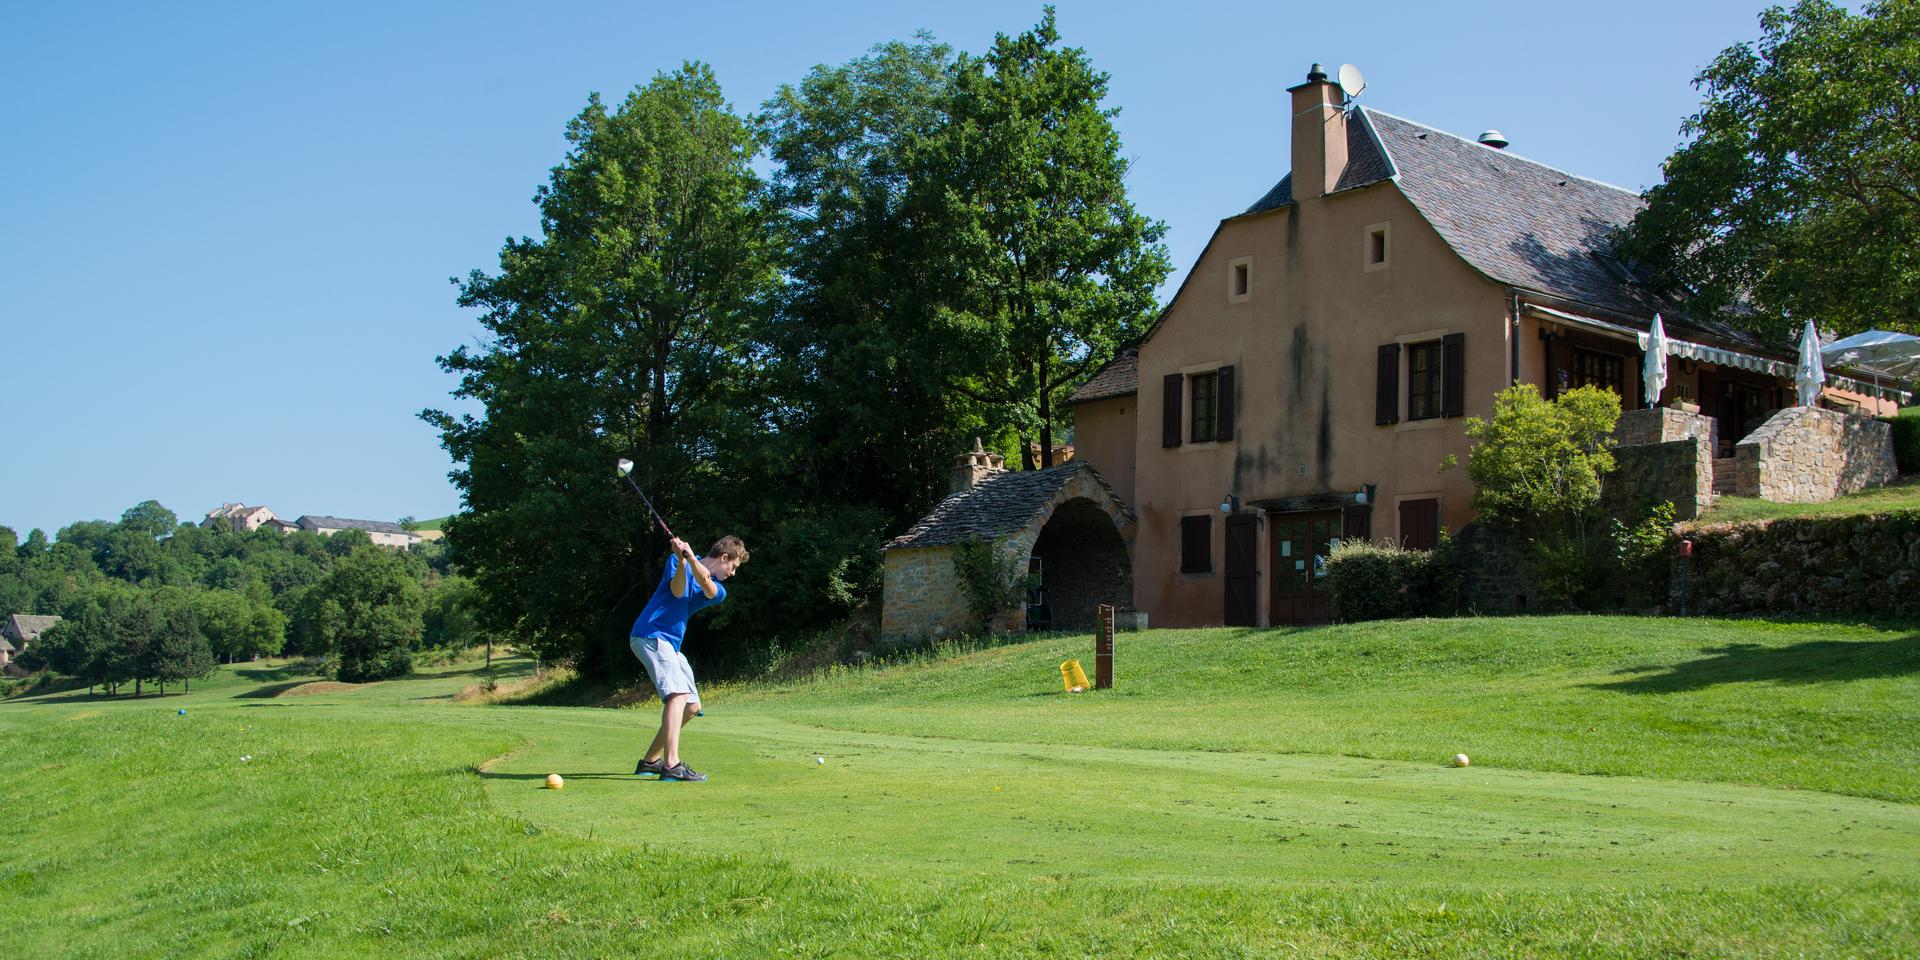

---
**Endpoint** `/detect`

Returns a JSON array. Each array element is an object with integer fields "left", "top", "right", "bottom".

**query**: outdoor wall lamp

[
  {"left": 1219, "top": 493, "right": 1239, "bottom": 513},
  {"left": 1354, "top": 485, "right": 1369, "bottom": 505}
]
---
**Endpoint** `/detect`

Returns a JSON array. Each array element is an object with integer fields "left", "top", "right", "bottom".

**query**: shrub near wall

[
  {"left": 1683, "top": 510, "right": 1920, "bottom": 617},
  {"left": 1885, "top": 411, "right": 1920, "bottom": 474},
  {"left": 1327, "top": 542, "right": 1457, "bottom": 621}
]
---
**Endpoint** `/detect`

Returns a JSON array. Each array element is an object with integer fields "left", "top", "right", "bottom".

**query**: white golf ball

[
  {"left": 1453, "top": 753, "right": 1471, "bottom": 767},
  {"left": 816, "top": 756, "right": 825, "bottom": 765}
]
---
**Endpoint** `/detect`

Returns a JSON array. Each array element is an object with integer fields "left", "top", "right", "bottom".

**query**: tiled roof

[
  {"left": 885, "top": 462, "right": 1118, "bottom": 550},
  {"left": 1362, "top": 109, "right": 1771, "bottom": 350},
  {"left": 1067, "top": 350, "right": 1138, "bottom": 404},
  {"left": 297, "top": 516, "right": 416, "bottom": 536},
  {"left": 7, "top": 614, "right": 62, "bottom": 640},
  {"left": 1239, "top": 106, "right": 1776, "bottom": 353}
]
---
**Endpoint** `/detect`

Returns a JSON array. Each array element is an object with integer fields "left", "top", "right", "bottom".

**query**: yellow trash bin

[{"left": 1060, "top": 659, "right": 1091, "bottom": 692}]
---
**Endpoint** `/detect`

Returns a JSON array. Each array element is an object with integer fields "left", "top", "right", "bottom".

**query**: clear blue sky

[{"left": 0, "top": 0, "right": 1771, "bottom": 538}]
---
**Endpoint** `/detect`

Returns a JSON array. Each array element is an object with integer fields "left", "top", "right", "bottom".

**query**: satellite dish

[{"left": 1337, "top": 64, "right": 1367, "bottom": 102}]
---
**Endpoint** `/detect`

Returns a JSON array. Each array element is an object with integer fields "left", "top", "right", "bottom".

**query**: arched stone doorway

[
  {"left": 881, "top": 461, "right": 1135, "bottom": 642},
  {"left": 1024, "top": 497, "right": 1132, "bottom": 630}
]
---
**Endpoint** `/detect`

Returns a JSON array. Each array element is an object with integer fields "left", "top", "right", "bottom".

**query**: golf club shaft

[{"left": 618, "top": 472, "right": 676, "bottom": 540}]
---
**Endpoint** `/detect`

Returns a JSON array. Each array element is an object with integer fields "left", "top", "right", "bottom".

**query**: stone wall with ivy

[{"left": 1679, "top": 511, "right": 1920, "bottom": 617}]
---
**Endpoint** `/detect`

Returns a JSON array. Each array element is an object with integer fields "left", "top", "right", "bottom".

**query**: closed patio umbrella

[
  {"left": 1643, "top": 313, "right": 1669, "bottom": 407},
  {"left": 1796, "top": 320, "right": 1826, "bottom": 407}
]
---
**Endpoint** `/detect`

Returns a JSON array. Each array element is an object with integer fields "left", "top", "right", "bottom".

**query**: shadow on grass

[
  {"left": 16, "top": 688, "right": 187, "bottom": 705},
  {"left": 477, "top": 770, "right": 646, "bottom": 783},
  {"left": 232, "top": 662, "right": 323, "bottom": 683},
  {"left": 1593, "top": 633, "right": 1920, "bottom": 693},
  {"left": 239, "top": 681, "right": 320, "bottom": 698}
]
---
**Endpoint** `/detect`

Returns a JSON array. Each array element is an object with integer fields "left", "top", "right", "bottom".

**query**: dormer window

[{"left": 1364, "top": 222, "right": 1390, "bottom": 272}]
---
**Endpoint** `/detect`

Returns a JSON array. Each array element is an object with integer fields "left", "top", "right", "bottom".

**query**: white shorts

[{"left": 631, "top": 635, "right": 700, "bottom": 704}]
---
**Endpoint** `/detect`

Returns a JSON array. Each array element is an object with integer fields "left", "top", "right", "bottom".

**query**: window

[
  {"left": 1165, "top": 366, "right": 1235, "bottom": 446},
  {"left": 1190, "top": 371, "right": 1218, "bottom": 442},
  {"left": 1363, "top": 222, "right": 1390, "bottom": 272},
  {"left": 1573, "top": 349, "right": 1624, "bottom": 397},
  {"left": 1407, "top": 341, "right": 1443, "bottom": 420},
  {"left": 1180, "top": 515, "right": 1212, "bottom": 574},
  {"left": 1228, "top": 256, "right": 1252, "bottom": 302}
]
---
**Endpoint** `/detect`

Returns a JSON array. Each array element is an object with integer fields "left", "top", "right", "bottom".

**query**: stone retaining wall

[
  {"left": 1607, "top": 408, "right": 1716, "bottom": 520},
  {"left": 1733, "top": 407, "right": 1897, "bottom": 502},
  {"left": 1680, "top": 512, "right": 1920, "bottom": 617}
]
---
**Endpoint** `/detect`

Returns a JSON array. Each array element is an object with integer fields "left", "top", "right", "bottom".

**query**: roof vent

[
  {"left": 1306, "top": 63, "right": 1328, "bottom": 82},
  {"left": 1477, "top": 129, "right": 1510, "bottom": 149}
]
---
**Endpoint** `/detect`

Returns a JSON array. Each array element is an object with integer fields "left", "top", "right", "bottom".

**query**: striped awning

[{"left": 1526, "top": 304, "right": 1911, "bottom": 403}]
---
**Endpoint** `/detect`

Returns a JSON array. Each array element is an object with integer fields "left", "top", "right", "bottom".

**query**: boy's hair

[{"left": 706, "top": 536, "right": 749, "bottom": 564}]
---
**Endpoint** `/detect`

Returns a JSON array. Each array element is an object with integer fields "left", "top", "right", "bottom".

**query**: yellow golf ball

[{"left": 545, "top": 773, "right": 565, "bottom": 789}]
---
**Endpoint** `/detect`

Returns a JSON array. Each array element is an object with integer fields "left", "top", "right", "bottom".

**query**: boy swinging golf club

[{"left": 618, "top": 459, "right": 747, "bottom": 783}]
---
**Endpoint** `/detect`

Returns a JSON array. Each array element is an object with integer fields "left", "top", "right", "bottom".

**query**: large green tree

[
  {"left": 1617, "top": 0, "right": 1920, "bottom": 339},
  {"left": 308, "top": 546, "right": 423, "bottom": 683},
  {"left": 424, "top": 63, "right": 777, "bottom": 675},
  {"left": 911, "top": 9, "right": 1169, "bottom": 466},
  {"left": 761, "top": 35, "right": 981, "bottom": 524}
]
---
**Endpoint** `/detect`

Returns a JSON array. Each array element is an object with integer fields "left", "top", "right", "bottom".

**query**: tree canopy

[
  {"left": 1618, "top": 0, "right": 1920, "bottom": 340},
  {"left": 424, "top": 63, "right": 779, "bottom": 676},
  {"left": 912, "top": 9, "right": 1169, "bottom": 466}
]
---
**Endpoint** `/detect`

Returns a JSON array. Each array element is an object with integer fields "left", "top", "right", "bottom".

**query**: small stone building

[
  {"left": 881, "top": 445, "right": 1136, "bottom": 643},
  {"left": 2, "top": 614, "right": 62, "bottom": 675}
]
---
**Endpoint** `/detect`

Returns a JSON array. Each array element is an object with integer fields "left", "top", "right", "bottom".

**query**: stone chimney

[
  {"left": 950, "top": 438, "right": 1007, "bottom": 494},
  {"left": 1287, "top": 62, "right": 1348, "bottom": 200}
]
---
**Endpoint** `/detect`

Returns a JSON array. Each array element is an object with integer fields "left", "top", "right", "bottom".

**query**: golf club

[{"left": 615, "top": 457, "right": 676, "bottom": 540}]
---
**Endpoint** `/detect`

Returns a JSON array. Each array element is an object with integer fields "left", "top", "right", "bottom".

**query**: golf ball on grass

[
  {"left": 816, "top": 756, "right": 825, "bottom": 765},
  {"left": 1452, "top": 754, "right": 1471, "bottom": 767},
  {"left": 545, "top": 774, "right": 565, "bottom": 789}
]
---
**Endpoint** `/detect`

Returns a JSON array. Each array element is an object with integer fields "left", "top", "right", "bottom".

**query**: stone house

[
  {"left": 2, "top": 614, "right": 62, "bottom": 675},
  {"left": 202, "top": 503, "right": 280, "bottom": 532},
  {"left": 295, "top": 515, "right": 423, "bottom": 550},
  {"left": 1067, "top": 63, "right": 1901, "bottom": 629},
  {"left": 880, "top": 444, "right": 1134, "bottom": 643}
]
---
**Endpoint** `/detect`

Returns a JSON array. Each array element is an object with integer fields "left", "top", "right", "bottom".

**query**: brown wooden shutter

[
  {"left": 1442, "top": 332, "right": 1465, "bottom": 418},
  {"left": 1215, "top": 365, "right": 1235, "bottom": 442},
  {"left": 1399, "top": 498, "right": 1440, "bottom": 550},
  {"left": 1376, "top": 344, "right": 1401, "bottom": 425},
  {"left": 1179, "top": 516, "right": 1212, "bottom": 573},
  {"left": 1162, "top": 373, "right": 1184, "bottom": 448},
  {"left": 1224, "top": 513, "right": 1257, "bottom": 625}
]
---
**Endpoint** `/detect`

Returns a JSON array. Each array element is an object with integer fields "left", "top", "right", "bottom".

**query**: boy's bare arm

[
  {"left": 670, "top": 538, "right": 718, "bottom": 599},
  {"left": 684, "top": 548, "right": 719, "bottom": 599}
]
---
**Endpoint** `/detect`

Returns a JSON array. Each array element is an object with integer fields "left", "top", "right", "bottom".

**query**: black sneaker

[
  {"left": 660, "top": 761, "right": 707, "bottom": 782},
  {"left": 634, "top": 757, "right": 668, "bottom": 778}
]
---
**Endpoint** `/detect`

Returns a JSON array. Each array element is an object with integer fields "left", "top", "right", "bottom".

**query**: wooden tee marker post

[{"left": 1094, "top": 604, "right": 1115, "bottom": 689}]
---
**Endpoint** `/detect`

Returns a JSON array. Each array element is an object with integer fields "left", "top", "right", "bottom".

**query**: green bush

[
  {"left": 1327, "top": 541, "right": 1458, "bottom": 621},
  {"left": 1885, "top": 411, "right": 1920, "bottom": 474},
  {"left": 950, "top": 539, "right": 1032, "bottom": 630}
]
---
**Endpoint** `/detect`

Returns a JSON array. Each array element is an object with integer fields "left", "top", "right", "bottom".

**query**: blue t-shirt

[{"left": 629, "top": 554, "right": 726, "bottom": 652}]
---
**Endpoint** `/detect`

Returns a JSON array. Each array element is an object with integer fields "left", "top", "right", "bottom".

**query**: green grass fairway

[{"left": 4, "top": 618, "right": 1919, "bottom": 958}]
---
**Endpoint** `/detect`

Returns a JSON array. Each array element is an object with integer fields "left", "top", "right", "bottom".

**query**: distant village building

[
  {"left": 295, "top": 515, "right": 423, "bottom": 549},
  {"left": 202, "top": 503, "right": 279, "bottom": 532},
  {"left": 2, "top": 614, "right": 62, "bottom": 675}
]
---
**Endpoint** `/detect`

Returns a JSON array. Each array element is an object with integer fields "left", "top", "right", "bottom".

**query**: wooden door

[
  {"left": 1224, "top": 514, "right": 1258, "bottom": 626},
  {"left": 1269, "top": 510, "right": 1340, "bottom": 624}
]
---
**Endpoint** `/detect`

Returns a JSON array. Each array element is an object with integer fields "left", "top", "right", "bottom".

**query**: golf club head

[{"left": 616, "top": 458, "right": 634, "bottom": 477}]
